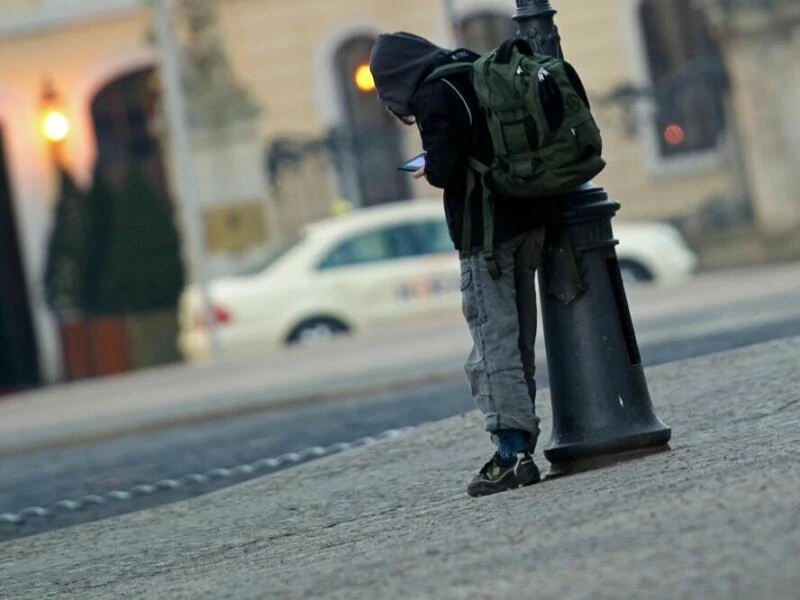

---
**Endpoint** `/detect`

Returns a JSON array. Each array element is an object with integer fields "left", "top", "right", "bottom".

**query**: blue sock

[{"left": 497, "top": 429, "right": 528, "bottom": 462}]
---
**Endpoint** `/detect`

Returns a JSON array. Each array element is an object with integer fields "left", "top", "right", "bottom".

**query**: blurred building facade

[{"left": 0, "top": 0, "right": 798, "bottom": 387}]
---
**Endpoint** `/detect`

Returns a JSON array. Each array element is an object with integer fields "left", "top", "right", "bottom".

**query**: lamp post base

[
  {"left": 512, "top": 0, "right": 673, "bottom": 478},
  {"left": 538, "top": 184, "right": 672, "bottom": 477}
]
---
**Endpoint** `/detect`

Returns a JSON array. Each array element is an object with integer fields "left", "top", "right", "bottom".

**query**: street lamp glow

[
  {"left": 354, "top": 64, "right": 376, "bottom": 93},
  {"left": 42, "top": 110, "right": 70, "bottom": 142}
]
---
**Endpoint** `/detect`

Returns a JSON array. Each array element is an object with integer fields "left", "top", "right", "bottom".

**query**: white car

[{"left": 178, "top": 199, "right": 697, "bottom": 361}]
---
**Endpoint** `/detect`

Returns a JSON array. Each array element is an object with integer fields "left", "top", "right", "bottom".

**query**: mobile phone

[{"left": 399, "top": 152, "right": 426, "bottom": 172}]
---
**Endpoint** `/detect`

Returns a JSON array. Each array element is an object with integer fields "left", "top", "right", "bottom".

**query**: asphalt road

[{"left": 2, "top": 282, "right": 800, "bottom": 542}]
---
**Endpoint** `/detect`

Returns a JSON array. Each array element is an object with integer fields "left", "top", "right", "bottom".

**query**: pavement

[
  {"left": 1, "top": 261, "right": 799, "bottom": 457},
  {"left": 688, "top": 225, "right": 800, "bottom": 271},
  {"left": 2, "top": 303, "right": 798, "bottom": 539},
  {"left": 2, "top": 337, "right": 799, "bottom": 599}
]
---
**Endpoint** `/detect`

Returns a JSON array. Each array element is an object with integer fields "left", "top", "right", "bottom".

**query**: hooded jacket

[
  {"left": 369, "top": 32, "right": 448, "bottom": 117},
  {"left": 370, "top": 32, "right": 550, "bottom": 252}
]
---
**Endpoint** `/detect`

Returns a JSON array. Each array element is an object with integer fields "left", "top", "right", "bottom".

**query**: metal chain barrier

[{"left": 0, "top": 427, "right": 414, "bottom": 526}]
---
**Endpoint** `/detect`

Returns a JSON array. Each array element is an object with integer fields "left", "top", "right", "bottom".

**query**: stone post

[{"left": 157, "top": 0, "right": 281, "bottom": 280}]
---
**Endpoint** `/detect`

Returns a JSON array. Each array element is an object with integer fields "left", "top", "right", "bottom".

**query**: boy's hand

[{"left": 413, "top": 167, "right": 426, "bottom": 180}]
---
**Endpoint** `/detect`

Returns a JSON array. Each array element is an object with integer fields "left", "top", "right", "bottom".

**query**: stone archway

[
  {"left": 90, "top": 67, "right": 167, "bottom": 193},
  {"left": 79, "top": 68, "right": 185, "bottom": 374},
  {"left": 332, "top": 35, "right": 410, "bottom": 207}
]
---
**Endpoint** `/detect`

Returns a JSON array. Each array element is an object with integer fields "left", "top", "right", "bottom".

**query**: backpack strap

[
  {"left": 422, "top": 62, "right": 474, "bottom": 85},
  {"left": 560, "top": 227, "right": 586, "bottom": 297},
  {"left": 494, "top": 38, "right": 533, "bottom": 65},
  {"left": 462, "top": 166, "right": 476, "bottom": 252},
  {"left": 440, "top": 79, "right": 473, "bottom": 126},
  {"left": 423, "top": 65, "right": 475, "bottom": 125},
  {"left": 481, "top": 187, "right": 499, "bottom": 280},
  {"left": 424, "top": 62, "right": 500, "bottom": 278},
  {"left": 465, "top": 158, "right": 500, "bottom": 280}
]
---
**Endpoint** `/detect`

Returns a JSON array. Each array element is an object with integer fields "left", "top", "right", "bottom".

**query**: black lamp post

[
  {"left": 513, "top": 0, "right": 672, "bottom": 477},
  {"left": 513, "top": 0, "right": 561, "bottom": 56}
]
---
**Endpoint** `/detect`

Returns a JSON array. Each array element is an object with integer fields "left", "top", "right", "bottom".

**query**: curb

[{"left": 0, "top": 368, "right": 465, "bottom": 458}]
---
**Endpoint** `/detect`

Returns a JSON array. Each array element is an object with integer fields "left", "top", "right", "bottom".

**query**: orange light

[
  {"left": 42, "top": 110, "right": 70, "bottom": 142},
  {"left": 354, "top": 64, "right": 376, "bottom": 93},
  {"left": 663, "top": 123, "right": 685, "bottom": 146}
]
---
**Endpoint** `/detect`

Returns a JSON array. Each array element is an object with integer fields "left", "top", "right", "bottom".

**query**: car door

[
  {"left": 393, "top": 218, "right": 461, "bottom": 316},
  {"left": 314, "top": 223, "right": 428, "bottom": 327}
]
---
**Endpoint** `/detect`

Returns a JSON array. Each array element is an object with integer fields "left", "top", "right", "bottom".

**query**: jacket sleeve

[{"left": 412, "top": 82, "right": 471, "bottom": 190}]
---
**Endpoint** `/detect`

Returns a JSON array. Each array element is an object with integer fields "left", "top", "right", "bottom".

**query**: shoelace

[{"left": 481, "top": 453, "right": 523, "bottom": 476}]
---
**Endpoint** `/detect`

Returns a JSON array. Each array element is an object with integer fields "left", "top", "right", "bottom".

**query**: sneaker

[{"left": 466, "top": 452, "right": 541, "bottom": 497}]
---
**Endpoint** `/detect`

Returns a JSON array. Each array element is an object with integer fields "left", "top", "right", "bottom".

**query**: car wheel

[
  {"left": 286, "top": 317, "right": 349, "bottom": 346},
  {"left": 618, "top": 260, "right": 655, "bottom": 285}
]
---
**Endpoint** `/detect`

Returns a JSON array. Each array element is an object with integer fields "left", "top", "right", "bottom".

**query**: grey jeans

[{"left": 459, "top": 228, "right": 546, "bottom": 444}]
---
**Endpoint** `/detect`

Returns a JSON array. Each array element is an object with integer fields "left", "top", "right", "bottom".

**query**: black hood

[{"left": 369, "top": 32, "right": 449, "bottom": 117}]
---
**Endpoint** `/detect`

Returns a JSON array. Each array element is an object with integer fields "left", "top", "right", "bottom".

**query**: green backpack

[{"left": 424, "top": 39, "right": 606, "bottom": 277}]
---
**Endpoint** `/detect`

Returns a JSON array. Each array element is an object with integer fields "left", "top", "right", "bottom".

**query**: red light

[
  {"left": 196, "top": 304, "right": 232, "bottom": 328},
  {"left": 664, "top": 123, "right": 685, "bottom": 146},
  {"left": 212, "top": 305, "right": 231, "bottom": 324}
]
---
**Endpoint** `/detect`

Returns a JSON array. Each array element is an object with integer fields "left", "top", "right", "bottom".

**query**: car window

[
  {"left": 409, "top": 219, "right": 453, "bottom": 255},
  {"left": 237, "top": 236, "right": 302, "bottom": 276},
  {"left": 318, "top": 229, "right": 390, "bottom": 270},
  {"left": 318, "top": 224, "right": 431, "bottom": 270},
  {"left": 386, "top": 225, "right": 422, "bottom": 259}
]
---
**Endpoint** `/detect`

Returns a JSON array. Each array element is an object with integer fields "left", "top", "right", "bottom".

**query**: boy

[{"left": 370, "top": 32, "right": 552, "bottom": 496}]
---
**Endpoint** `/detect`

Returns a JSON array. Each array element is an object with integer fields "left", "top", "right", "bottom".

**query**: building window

[
  {"left": 639, "top": 0, "right": 727, "bottom": 159},
  {"left": 334, "top": 36, "right": 410, "bottom": 208},
  {"left": 459, "top": 12, "right": 517, "bottom": 53}
]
